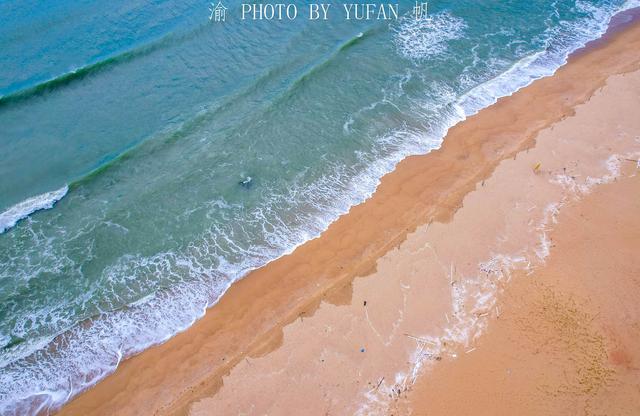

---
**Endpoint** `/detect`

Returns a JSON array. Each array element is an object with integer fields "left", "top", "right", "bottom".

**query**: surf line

[{"left": 240, "top": 3, "right": 400, "bottom": 21}]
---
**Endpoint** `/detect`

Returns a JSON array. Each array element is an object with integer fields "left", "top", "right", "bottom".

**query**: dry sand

[{"left": 58, "top": 17, "right": 640, "bottom": 416}]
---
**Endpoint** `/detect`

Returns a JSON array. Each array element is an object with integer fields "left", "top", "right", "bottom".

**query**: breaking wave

[{"left": 0, "top": 186, "right": 68, "bottom": 234}]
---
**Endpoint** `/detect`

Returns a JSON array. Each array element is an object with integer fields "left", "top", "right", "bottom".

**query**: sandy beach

[
  {"left": 397, "top": 172, "right": 640, "bottom": 415},
  {"left": 58, "top": 15, "right": 640, "bottom": 416}
]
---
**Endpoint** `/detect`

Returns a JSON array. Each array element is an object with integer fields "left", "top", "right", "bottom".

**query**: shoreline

[
  {"left": 191, "top": 40, "right": 640, "bottom": 415},
  {"left": 58, "top": 15, "right": 640, "bottom": 416}
]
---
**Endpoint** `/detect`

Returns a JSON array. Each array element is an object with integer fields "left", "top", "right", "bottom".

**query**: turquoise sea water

[{"left": 0, "top": 0, "right": 637, "bottom": 413}]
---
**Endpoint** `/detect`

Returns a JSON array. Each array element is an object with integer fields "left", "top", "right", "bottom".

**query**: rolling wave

[
  {"left": 0, "top": 24, "right": 209, "bottom": 109},
  {"left": 0, "top": 186, "right": 68, "bottom": 234},
  {"left": 278, "top": 25, "right": 383, "bottom": 101},
  {"left": 13, "top": 26, "right": 384, "bottom": 202}
]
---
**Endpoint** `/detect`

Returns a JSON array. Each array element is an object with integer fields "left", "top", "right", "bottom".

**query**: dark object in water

[
  {"left": 239, "top": 176, "right": 253, "bottom": 189},
  {"left": 3, "top": 335, "right": 25, "bottom": 350}
]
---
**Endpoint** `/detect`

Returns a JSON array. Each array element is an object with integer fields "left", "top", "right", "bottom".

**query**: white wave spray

[{"left": 0, "top": 186, "right": 68, "bottom": 234}]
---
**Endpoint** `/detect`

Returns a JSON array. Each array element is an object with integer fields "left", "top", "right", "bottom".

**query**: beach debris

[
  {"left": 415, "top": 340, "right": 428, "bottom": 363},
  {"left": 363, "top": 300, "right": 367, "bottom": 307},
  {"left": 465, "top": 347, "right": 476, "bottom": 354},
  {"left": 360, "top": 348, "right": 365, "bottom": 353},
  {"left": 533, "top": 162, "right": 542, "bottom": 173},
  {"left": 623, "top": 158, "right": 640, "bottom": 169},
  {"left": 369, "top": 377, "right": 385, "bottom": 392}
]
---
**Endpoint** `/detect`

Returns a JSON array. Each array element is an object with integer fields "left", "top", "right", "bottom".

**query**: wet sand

[
  {"left": 397, "top": 172, "right": 640, "bottom": 415},
  {"left": 59, "top": 17, "right": 640, "bottom": 416}
]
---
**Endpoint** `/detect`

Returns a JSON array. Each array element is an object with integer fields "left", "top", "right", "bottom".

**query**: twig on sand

[
  {"left": 404, "top": 333, "right": 436, "bottom": 345},
  {"left": 465, "top": 347, "right": 476, "bottom": 354},
  {"left": 372, "top": 377, "right": 384, "bottom": 392},
  {"left": 623, "top": 158, "right": 640, "bottom": 169}
]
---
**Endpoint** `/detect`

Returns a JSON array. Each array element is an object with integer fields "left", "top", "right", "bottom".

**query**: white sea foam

[
  {"left": 0, "top": 186, "right": 68, "bottom": 234},
  {"left": 393, "top": 12, "right": 467, "bottom": 61},
  {"left": 457, "top": 0, "right": 640, "bottom": 118},
  {"left": 0, "top": 276, "right": 215, "bottom": 415},
  {"left": 551, "top": 153, "right": 638, "bottom": 195}
]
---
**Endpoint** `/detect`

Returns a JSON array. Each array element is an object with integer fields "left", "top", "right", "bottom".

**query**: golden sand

[{"left": 59, "top": 20, "right": 640, "bottom": 416}]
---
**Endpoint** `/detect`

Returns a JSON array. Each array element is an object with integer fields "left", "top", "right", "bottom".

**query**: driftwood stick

[{"left": 404, "top": 333, "right": 436, "bottom": 345}]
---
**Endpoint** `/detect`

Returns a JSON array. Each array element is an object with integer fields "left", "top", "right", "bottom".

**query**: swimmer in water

[{"left": 239, "top": 176, "right": 253, "bottom": 188}]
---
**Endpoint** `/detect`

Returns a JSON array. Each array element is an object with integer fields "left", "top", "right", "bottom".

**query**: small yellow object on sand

[{"left": 533, "top": 162, "right": 541, "bottom": 173}]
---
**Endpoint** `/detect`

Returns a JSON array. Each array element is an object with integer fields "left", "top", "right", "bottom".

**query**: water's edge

[{"left": 3, "top": 3, "right": 640, "bottom": 414}]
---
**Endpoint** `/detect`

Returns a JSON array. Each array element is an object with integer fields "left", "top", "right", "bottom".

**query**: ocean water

[{"left": 0, "top": 0, "right": 637, "bottom": 413}]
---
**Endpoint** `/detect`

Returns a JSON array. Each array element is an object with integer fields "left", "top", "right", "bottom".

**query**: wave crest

[{"left": 0, "top": 186, "right": 68, "bottom": 234}]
